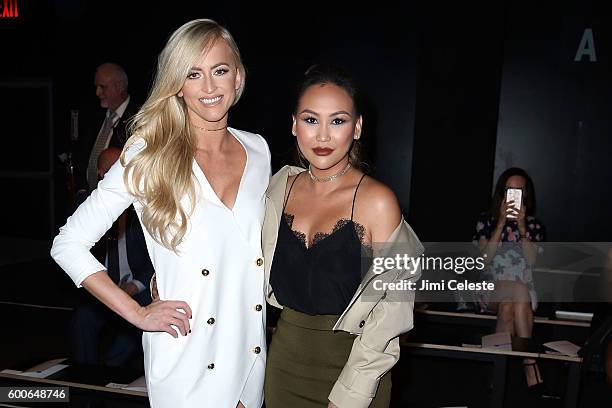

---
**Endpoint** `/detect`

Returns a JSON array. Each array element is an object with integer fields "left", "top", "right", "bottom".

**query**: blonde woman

[{"left": 51, "top": 19, "right": 270, "bottom": 408}]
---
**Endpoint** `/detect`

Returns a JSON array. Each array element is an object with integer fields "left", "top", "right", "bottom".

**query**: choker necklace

[
  {"left": 191, "top": 123, "right": 228, "bottom": 131},
  {"left": 308, "top": 162, "right": 351, "bottom": 183}
]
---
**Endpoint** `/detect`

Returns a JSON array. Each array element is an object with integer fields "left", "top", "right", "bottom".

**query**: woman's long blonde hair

[{"left": 121, "top": 19, "right": 246, "bottom": 251}]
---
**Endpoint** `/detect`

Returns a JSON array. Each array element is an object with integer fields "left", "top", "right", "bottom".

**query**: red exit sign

[{"left": 0, "top": 0, "right": 19, "bottom": 18}]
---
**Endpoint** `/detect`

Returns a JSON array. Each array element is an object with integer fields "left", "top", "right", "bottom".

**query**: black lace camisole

[{"left": 269, "top": 172, "right": 369, "bottom": 315}]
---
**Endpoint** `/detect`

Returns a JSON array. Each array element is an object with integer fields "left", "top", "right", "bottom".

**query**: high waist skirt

[{"left": 264, "top": 307, "right": 391, "bottom": 407}]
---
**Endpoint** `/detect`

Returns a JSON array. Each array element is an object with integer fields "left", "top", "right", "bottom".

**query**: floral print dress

[{"left": 472, "top": 213, "right": 546, "bottom": 311}]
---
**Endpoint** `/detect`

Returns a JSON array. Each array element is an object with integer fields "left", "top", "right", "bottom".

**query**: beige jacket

[{"left": 262, "top": 165, "right": 424, "bottom": 408}]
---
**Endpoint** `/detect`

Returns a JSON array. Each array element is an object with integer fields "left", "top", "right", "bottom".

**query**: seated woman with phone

[{"left": 473, "top": 167, "right": 546, "bottom": 391}]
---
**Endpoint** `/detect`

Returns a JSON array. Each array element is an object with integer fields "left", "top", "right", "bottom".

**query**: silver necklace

[{"left": 308, "top": 162, "right": 351, "bottom": 182}]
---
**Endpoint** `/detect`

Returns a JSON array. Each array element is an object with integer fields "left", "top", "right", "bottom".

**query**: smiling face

[
  {"left": 178, "top": 39, "right": 242, "bottom": 129},
  {"left": 293, "top": 83, "right": 362, "bottom": 172}
]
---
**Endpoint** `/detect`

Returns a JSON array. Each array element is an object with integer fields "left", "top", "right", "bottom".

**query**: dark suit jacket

[
  {"left": 74, "top": 98, "right": 139, "bottom": 191},
  {"left": 124, "top": 207, "right": 155, "bottom": 307}
]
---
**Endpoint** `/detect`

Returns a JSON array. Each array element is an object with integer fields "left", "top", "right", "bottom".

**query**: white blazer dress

[{"left": 51, "top": 128, "right": 271, "bottom": 408}]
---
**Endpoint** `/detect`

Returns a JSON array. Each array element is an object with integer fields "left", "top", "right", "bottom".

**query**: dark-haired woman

[
  {"left": 473, "top": 167, "right": 546, "bottom": 389},
  {"left": 262, "top": 65, "right": 423, "bottom": 408}
]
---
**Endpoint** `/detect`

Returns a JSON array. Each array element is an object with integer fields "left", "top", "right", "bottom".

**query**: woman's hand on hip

[{"left": 134, "top": 300, "right": 192, "bottom": 338}]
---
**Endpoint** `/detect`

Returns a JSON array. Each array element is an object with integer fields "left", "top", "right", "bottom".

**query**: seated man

[{"left": 70, "top": 147, "right": 154, "bottom": 367}]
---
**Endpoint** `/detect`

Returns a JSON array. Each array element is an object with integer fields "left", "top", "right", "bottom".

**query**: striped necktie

[{"left": 87, "top": 110, "right": 118, "bottom": 190}]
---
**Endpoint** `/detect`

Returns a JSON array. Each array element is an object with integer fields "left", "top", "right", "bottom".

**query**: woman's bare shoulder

[{"left": 356, "top": 175, "right": 402, "bottom": 239}]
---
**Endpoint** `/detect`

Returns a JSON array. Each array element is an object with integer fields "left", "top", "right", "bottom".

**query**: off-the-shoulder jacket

[{"left": 262, "top": 165, "right": 424, "bottom": 408}]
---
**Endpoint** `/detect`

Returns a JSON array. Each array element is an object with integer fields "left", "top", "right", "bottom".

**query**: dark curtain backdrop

[
  {"left": 0, "top": 0, "right": 609, "bottom": 249},
  {"left": 0, "top": 1, "right": 419, "bottom": 240}
]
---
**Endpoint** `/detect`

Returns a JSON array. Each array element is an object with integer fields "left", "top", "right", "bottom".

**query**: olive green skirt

[{"left": 265, "top": 307, "right": 391, "bottom": 408}]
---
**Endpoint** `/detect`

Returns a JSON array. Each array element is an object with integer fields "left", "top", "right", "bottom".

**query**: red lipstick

[{"left": 312, "top": 147, "right": 333, "bottom": 156}]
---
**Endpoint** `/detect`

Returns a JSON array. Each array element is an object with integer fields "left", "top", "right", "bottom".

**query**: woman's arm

[
  {"left": 479, "top": 200, "right": 514, "bottom": 263},
  {"left": 82, "top": 271, "right": 191, "bottom": 337},
  {"left": 51, "top": 141, "right": 191, "bottom": 337},
  {"left": 481, "top": 223, "right": 503, "bottom": 263},
  {"left": 516, "top": 206, "right": 538, "bottom": 266}
]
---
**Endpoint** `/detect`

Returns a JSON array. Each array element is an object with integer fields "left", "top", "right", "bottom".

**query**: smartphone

[{"left": 505, "top": 188, "right": 522, "bottom": 219}]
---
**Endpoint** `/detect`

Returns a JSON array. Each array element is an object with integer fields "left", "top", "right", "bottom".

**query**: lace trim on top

[{"left": 283, "top": 213, "right": 369, "bottom": 250}]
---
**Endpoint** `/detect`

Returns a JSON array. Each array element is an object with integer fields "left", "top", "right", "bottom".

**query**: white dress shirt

[
  {"left": 102, "top": 95, "right": 130, "bottom": 149},
  {"left": 104, "top": 211, "right": 145, "bottom": 293},
  {"left": 52, "top": 128, "right": 271, "bottom": 408}
]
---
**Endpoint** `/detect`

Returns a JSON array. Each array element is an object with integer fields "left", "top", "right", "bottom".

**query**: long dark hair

[
  {"left": 489, "top": 167, "right": 537, "bottom": 225},
  {"left": 292, "top": 63, "right": 368, "bottom": 171}
]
